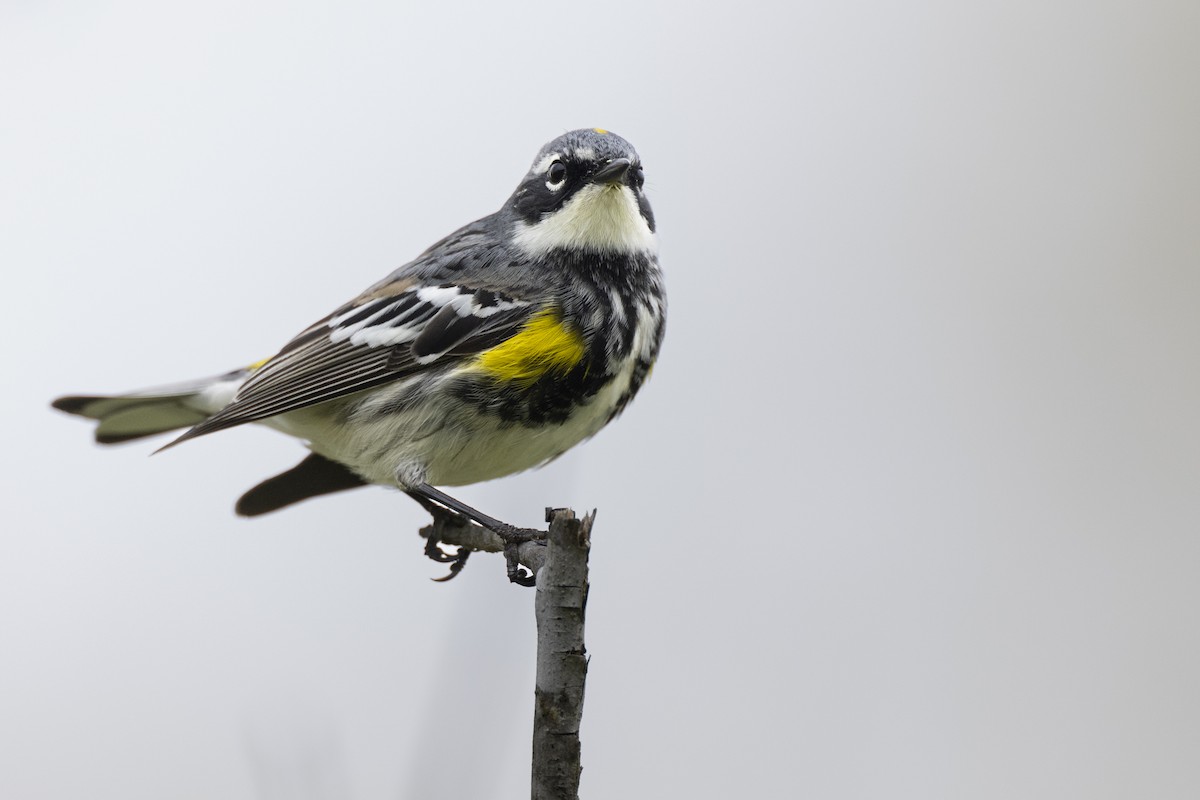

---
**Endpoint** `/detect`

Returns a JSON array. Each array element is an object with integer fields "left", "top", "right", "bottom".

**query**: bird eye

[
  {"left": 547, "top": 161, "right": 567, "bottom": 187},
  {"left": 633, "top": 166, "right": 645, "bottom": 189}
]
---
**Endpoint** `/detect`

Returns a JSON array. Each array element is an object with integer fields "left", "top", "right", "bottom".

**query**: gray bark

[
  {"left": 417, "top": 508, "right": 593, "bottom": 800},
  {"left": 531, "top": 509, "right": 592, "bottom": 800}
]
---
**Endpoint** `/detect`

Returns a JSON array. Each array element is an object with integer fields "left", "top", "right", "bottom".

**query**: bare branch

[
  {"left": 416, "top": 506, "right": 594, "bottom": 799},
  {"left": 531, "top": 509, "right": 593, "bottom": 800}
]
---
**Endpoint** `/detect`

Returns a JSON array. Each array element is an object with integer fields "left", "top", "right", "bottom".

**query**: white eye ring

[{"left": 545, "top": 161, "right": 567, "bottom": 191}]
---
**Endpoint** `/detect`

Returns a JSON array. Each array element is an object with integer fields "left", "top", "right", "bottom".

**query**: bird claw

[
  {"left": 425, "top": 534, "right": 471, "bottom": 582},
  {"left": 506, "top": 550, "right": 536, "bottom": 586},
  {"left": 431, "top": 547, "right": 471, "bottom": 582},
  {"left": 497, "top": 527, "right": 546, "bottom": 586},
  {"left": 423, "top": 534, "right": 460, "bottom": 563},
  {"left": 421, "top": 508, "right": 473, "bottom": 581}
]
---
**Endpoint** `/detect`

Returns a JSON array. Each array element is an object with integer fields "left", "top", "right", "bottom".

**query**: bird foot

[
  {"left": 424, "top": 531, "right": 471, "bottom": 582},
  {"left": 492, "top": 526, "right": 546, "bottom": 586},
  {"left": 416, "top": 498, "right": 546, "bottom": 585},
  {"left": 420, "top": 504, "right": 475, "bottom": 582}
]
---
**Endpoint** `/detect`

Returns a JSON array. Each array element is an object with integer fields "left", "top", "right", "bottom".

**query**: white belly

[{"left": 264, "top": 360, "right": 632, "bottom": 488}]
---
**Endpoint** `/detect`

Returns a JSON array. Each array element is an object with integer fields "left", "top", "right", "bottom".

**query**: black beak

[{"left": 590, "top": 157, "right": 632, "bottom": 185}]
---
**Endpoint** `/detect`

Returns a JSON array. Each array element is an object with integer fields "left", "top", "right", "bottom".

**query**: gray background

[{"left": 3, "top": 1, "right": 1198, "bottom": 798}]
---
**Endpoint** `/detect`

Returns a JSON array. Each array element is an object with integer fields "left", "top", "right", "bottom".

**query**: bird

[{"left": 52, "top": 128, "right": 666, "bottom": 585}]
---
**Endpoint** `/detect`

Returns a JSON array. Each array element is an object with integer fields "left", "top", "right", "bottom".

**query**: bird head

[{"left": 507, "top": 128, "right": 656, "bottom": 256}]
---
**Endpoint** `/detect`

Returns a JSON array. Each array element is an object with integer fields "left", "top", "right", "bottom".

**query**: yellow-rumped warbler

[{"left": 52, "top": 128, "right": 665, "bottom": 583}]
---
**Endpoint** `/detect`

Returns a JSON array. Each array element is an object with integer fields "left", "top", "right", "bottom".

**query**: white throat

[{"left": 513, "top": 183, "right": 656, "bottom": 256}]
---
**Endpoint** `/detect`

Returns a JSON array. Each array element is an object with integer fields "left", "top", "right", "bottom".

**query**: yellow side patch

[
  {"left": 593, "top": 128, "right": 608, "bottom": 134},
  {"left": 247, "top": 356, "right": 272, "bottom": 371},
  {"left": 475, "top": 309, "right": 585, "bottom": 385}
]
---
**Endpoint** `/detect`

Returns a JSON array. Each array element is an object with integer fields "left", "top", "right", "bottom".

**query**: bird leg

[{"left": 408, "top": 482, "right": 546, "bottom": 586}]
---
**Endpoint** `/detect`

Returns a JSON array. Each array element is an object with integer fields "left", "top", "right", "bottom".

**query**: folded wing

[{"left": 162, "top": 283, "right": 536, "bottom": 448}]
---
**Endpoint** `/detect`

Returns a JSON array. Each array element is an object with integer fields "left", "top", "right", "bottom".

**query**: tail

[
  {"left": 51, "top": 368, "right": 252, "bottom": 444},
  {"left": 53, "top": 368, "right": 371, "bottom": 516}
]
